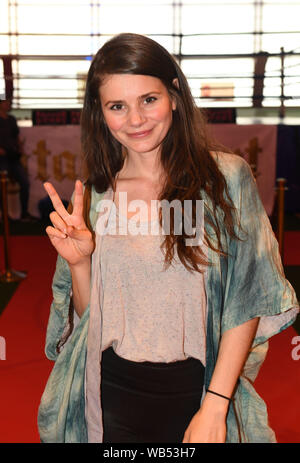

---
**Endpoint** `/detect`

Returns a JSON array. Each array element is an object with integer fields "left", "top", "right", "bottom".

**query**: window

[{"left": 1, "top": 0, "right": 299, "bottom": 109}]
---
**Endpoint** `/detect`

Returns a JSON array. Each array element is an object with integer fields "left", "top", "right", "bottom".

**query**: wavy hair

[{"left": 81, "top": 32, "right": 241, "bottom": 273}]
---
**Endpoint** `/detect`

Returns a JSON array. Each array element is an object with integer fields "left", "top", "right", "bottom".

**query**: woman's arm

[
  {"left": 182, "top": 316, "right": 259, "bottom": 443},
  {"left": 43, "top": 180, "right": 95, "bottom": 319},
  {"left": 69, "top": 257, "right": 91, "bottom": 318}
]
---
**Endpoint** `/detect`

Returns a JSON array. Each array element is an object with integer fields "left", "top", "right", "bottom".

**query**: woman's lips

[{"left": 127, "top": 129, "right": 153, "bottom": 138}]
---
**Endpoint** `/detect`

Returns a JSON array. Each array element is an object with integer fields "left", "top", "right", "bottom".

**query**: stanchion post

[
  {"left": 276, "top": 177, "right": 286, "bottom": 260},
  {"left": 0, "top": 170, "right": 27, "bottom": 282}
]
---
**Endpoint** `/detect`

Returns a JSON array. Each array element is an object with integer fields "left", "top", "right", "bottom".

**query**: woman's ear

[
  {"left": 171, "top": 78, "right": 179, "bottom": 110},
  {"left": 172, "top": 78, "right": 179, "bottom": 89}
]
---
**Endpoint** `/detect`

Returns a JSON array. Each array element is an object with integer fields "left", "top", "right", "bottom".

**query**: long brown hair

[{"left": 81, "top": 33, "right": 241, "bottom": 273}]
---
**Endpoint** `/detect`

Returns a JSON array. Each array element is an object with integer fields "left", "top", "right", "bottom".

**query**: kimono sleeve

[
  {"left": 44, "top": 253, "right": 73, "bottom": 360},
  {"left": 44, "top": 189, "right": 76, "bottom": 361},
  {"left": 221, "top": 156, "right": 299, "bottom": 344}
]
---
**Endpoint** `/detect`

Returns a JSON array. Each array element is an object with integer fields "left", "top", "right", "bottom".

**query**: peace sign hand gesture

[{"left": 43, "top": 180, "right": 95, "bottom": 266}]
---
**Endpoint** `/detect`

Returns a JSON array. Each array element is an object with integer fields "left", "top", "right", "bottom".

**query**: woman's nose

[{"left": 128, "top": 106, "right": 146, "bottom": 127}]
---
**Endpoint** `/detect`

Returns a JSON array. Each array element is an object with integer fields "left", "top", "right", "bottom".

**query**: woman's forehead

[{"left": 99, "top": 74, "right": 166, "bottom": 99}]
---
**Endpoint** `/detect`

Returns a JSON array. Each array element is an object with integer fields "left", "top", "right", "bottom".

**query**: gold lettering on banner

[
  {"left": 19, "top": 137, "right": 29, "bottom": 172},
  {"left": 234, "top": 137, "right": 262, "bottom": 179},
  {"left": 33, "top": 140, "right": 51, "bottom": 181},
  {"left": 53, "top": 150, "right": 77, "bottom": 181}
]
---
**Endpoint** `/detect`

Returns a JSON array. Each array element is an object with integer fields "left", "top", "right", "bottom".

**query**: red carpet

[
  {"left": 255, "top": 325, "right": 300, "bottom": 443},
  {"left": 0, "top": 234, "right": 299, "bottom": 443},
  {"left": 283, "top": 231, "right": 300, "bottom": 266},
  {"left": 0, "top": 236, "right": 55, "bottom": 443}
]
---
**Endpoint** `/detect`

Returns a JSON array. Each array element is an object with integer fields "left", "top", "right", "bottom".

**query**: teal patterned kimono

[{"left": 38, "top": 152, "right": 299, "bottom": 443}]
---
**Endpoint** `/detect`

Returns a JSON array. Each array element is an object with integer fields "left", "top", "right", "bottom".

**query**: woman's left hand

[{"left": 182, "top": 403, "right": 227, "bottom": 443}]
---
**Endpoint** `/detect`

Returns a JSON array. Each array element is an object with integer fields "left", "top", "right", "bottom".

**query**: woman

[{"left": 38, "top": 33, "right": 299, "bottom": 443}]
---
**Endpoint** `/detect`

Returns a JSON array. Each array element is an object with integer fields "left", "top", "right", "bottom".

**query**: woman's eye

[
  {"left": 110, "top": 103, "right": 124, "bottom": 111},
  {"left": 144, "top": 96, "right": 157, "bottom": 104}
]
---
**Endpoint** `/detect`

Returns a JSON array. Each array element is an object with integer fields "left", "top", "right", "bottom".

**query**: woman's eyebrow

[
  {"left": 104, "top": 99, "right": 123, "bottom": 107},
  {"left": 104, "top": 91, "right": 161, "bottom": 106},
  {"left": 140, "top": 91, "right": 161, "bottom": 99}
]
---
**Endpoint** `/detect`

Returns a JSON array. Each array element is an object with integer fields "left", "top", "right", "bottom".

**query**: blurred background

[
  {"left": 1, "top": 0, "right": 300, "bottom": 113},
  {"left": 0, "top": 0, "right": 299, "bottom": 444}
]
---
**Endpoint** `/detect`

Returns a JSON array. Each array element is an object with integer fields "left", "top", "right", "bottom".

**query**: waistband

[
  {"left": 101, "top": 347, "right": 205, "bottom": 395},
  {"left": 102, "top": 346, "right": 202, "bottom": 368}
]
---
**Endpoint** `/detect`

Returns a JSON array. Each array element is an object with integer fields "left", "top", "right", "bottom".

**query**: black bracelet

[{"left": 206, "top": 389, "right": 232, "bottom": 402}]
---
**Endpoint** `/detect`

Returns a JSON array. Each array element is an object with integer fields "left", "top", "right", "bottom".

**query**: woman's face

[{"left": 99, "top": 74, "right": 176, "bottom": 158}]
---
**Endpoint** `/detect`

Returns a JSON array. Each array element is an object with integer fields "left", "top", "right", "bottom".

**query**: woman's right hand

[{"left": 43, "top": 179, "right": 95, "bottom": 266}]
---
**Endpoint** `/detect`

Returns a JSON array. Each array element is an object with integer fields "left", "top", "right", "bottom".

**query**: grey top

[{"left": 100, "top": 197, "right": 208, "bottom": 366}]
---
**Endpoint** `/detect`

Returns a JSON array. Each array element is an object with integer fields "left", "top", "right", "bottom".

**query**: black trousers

[{"left": 101, "top": 347, "right": 205, "bottom": 443}]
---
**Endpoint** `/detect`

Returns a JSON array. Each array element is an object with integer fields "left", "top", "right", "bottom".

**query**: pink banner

[
  {"left": 208, "top": 124, "right": 277, "bottom": 216},
  {"left": 6, "top": 124, "right": 277, "bottom": 218}
]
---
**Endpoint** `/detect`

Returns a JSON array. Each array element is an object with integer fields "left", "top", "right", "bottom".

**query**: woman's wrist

[
  {"left": 206, "top": 389, "right": 232, "bottom": 402},
  {"left": 68, "top": 255, "right": 91, "bottom": 270},
  {"left": 200, "top": 391, "right": 230, "bottom": 418}
]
